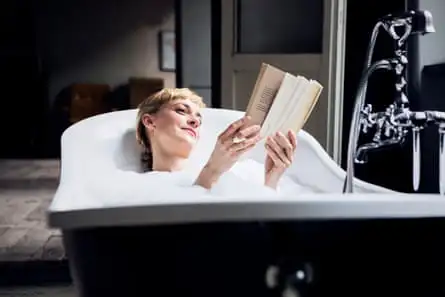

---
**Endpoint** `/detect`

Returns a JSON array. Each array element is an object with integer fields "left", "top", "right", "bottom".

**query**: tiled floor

[
  {"left": 0, "top": 160, "right": 60, "bottom": 189},
  {"left": 0, "top": 160, "right": 64, "bottom": 262}
]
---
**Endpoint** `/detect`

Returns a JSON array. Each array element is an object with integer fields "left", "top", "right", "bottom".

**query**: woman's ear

[{"left": 142, "top": 114, "right": 156, "bottom": 131}]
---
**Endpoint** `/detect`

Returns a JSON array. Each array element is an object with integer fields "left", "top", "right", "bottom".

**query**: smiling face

[
  {"left": 136, "top": 88, "right": 206, "bottom": 171},
  {"left": 142, "top": 98, "right": 202, "bottom": 158}
]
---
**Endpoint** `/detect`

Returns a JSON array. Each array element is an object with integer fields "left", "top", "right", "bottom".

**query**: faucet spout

[
  {"left": 355, "top": 137, "right": 405, "bottom": 164},
  {"left": 355, "top": 143, "right": 378, "bottom": 164}
]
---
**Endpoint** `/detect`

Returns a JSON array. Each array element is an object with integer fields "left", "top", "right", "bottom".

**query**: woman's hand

[
  {"left": 264, "top": 130, "right": 297, "bottom": 189},
  {"left": 194, "top": 116, "right": 261, "bottom": 189}
]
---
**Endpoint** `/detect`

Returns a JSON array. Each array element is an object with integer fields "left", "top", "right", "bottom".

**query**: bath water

[{"left": 84, "top": 157, "right": 313, "bottom": 208}]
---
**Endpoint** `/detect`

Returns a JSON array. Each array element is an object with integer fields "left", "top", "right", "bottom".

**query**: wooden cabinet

[
  {"left": 128, "top": 77, "right": 164, "bottom": 109},
  {"left": 69, "top": 84, "right": 110, "bottom": 124}
]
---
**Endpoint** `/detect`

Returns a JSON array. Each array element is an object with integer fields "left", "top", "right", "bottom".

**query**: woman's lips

[{"left": 182, "top": 128, "right": 197, "bottom": 138}]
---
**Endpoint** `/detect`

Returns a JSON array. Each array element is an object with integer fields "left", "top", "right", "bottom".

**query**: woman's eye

[{"left": 176, "top": 108, "right": 186, "bottom": 114}]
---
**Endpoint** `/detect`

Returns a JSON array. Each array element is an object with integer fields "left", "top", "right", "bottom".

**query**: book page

[
  {"left": 281, "top": 80, "right": 323, "bottom": 133},
  {"left": 245, "top": 63, "right": 285, "bottom": 126},
  {"left": 301, "top": 80, "right": 323, "bottom": 125},
  {"left": 275, "top": 76, "right": 309, "bottom": 134},
  {"left": 260, "top": 74, "right": 305, "bottom": 137}
]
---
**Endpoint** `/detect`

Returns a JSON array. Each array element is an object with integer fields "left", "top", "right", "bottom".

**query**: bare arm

[
  {"left": 194, "top": 116, "right": 261, "bottom": 189},
  {"left": 194, "top": 164, "right": 223, "bottom": 189}
]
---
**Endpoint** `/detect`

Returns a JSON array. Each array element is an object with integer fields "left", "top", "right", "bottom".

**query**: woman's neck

[{"left": 152, "top": 153, "right": 188, "bottom": 172}]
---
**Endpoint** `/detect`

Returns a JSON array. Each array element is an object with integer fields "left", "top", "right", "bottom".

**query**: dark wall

[
  {"left": 0, "top": 0, "right": 48, "bottom": 158},
  {"left": 0, "top": 0, "right": 175, "bottom": 159},
  {"left": 36, "top": 0, "right": 175, "bottom": 106},
  {"left": 342, "top": 0, "right": 445, "bottom": 193},
  {"left": 341, "top": 0, "right": 421, "bottom": 193}
]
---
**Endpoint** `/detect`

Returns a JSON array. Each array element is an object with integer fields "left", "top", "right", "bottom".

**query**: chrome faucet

[{"left": 342, "top": 10, "right": 445, "bottom": 194}]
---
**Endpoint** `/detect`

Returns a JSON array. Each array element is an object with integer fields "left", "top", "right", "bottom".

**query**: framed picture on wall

[{"left": 158, "top": 30, "right": 175, "bottom": 72}]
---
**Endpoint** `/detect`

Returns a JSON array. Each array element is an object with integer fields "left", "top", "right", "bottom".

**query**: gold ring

[{"left": 232, "top": 136, "right": 245, "bottom": 143}]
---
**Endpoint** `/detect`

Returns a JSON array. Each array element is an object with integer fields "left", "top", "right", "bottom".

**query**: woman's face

[{"left": 142, "top": 99, "right": 202, "bottom": 158}]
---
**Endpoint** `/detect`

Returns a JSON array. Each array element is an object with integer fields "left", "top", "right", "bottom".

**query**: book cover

[{"left": 245, "top": 63, "right": 286, "bottom": 126}]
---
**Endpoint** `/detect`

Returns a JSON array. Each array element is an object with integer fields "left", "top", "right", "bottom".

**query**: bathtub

[{"left": 48, "top": 108, "right": 445, "bottom": 297}]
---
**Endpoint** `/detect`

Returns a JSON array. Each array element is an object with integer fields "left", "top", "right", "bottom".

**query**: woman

[{"left": 136, "top": 87, "right": 297, "bottom": 190}]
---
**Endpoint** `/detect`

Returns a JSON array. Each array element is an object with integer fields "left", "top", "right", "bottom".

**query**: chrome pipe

[
  {"left": 439, "top": 125, "right": 445, "bottom": 195},
  {"left": 412, "top": 127, "right": 421, "bottom": 191}
]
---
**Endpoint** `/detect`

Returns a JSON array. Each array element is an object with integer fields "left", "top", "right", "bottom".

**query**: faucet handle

[
  {"left": 360, "top": 104, "right": 375, "bottom": 133},
  {"left": 384, "top": 122, "right": 396, "bottom": 137},
  {"left": 360, "top": 119, "right": 371, "bottom": 133},
  {"left": 385, "top": 104, "right": 396, "bottom": 115},
  {"left": 364, "top": 104, "right": 373, "bottom": 113}
]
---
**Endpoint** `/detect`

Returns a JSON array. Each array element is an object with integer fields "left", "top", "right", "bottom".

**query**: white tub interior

[{"left": 56, "top": 108, "right": 392, "bottom": 200}]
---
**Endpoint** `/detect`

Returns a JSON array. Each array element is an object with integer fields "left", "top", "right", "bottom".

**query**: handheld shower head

[
  {"left": 380, "top": 10, "right": 435, "bottom": 44},
  {"left": 410, "top": 10, "right": 435, "bottom": 34}
]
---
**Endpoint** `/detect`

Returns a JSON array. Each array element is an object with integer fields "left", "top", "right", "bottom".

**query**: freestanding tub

[{"left": 48, "top": 108, "right": 445, "bottom": 297}]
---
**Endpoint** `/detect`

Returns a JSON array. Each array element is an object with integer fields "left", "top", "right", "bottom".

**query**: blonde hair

[{"left": 136, "top": 88, "right": 206, "bottom": 171}]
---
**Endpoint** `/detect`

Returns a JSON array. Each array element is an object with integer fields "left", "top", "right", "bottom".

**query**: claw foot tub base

[{"left": 62, "top": 218, "right": 445, "bottom": 297}]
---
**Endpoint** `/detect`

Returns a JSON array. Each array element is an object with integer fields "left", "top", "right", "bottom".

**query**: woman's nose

[{"left": 187, "top": 116, "right": 200, "bottom": 128}]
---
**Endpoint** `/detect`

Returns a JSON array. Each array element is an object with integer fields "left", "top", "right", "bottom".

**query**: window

[{"left": 236, "top": 0, "right": 324, "bottom": 54}]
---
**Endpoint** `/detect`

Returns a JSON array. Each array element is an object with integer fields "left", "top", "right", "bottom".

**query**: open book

[{"left": 239, "top": 63, "right": 323, "bottom": 140}]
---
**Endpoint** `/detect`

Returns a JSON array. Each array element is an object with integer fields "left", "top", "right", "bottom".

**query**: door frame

[{"left": 219, "top": 0, "right": 347, "bottom": 163}]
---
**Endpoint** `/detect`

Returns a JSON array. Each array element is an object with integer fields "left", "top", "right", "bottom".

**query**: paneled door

[{"left": 220, "top": 0, "right": 346, "bottom": 161}]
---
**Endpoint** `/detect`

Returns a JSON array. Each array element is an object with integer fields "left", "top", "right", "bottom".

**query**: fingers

[
  {"left": 265, "top": 130, "right": 297, "bottom": 168},
  {"left": 266, "top": 134, "right": 291, "bottom": 166},
  {"left": 288, "top": 130, "right": 297, "bottom": 151},
  {"left": 219, "top": 116, "right": 250, "bottom": 143},
  {"left": 234, "top": 124, "right": 261, "bottom": 141},
  {"left": 274, "top": 132, "right": 294, "bottom": 161},
  {"left": 233, "top": 125, "right": 262, "bottom": 143},
  {"left": 230, "top": 131, "right": 261, "bottom": 152},
  {"left": 237, "top": 140, "right": 258, "bottom": 155},
  {"left": 265, "top": 143, "right": 288, "bottom": 168}
]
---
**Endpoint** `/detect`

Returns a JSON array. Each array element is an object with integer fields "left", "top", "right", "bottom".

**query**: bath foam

[
  {"left": 211, "top": 159, "right": 313, "bottom": 197},
  {"left": 83, "top": 157, "right": 314, "bottom": 208}
]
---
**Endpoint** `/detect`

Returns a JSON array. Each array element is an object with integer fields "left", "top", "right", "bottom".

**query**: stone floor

[{"left": 0, "top": 160, "right": 64, "bottom": 262}]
